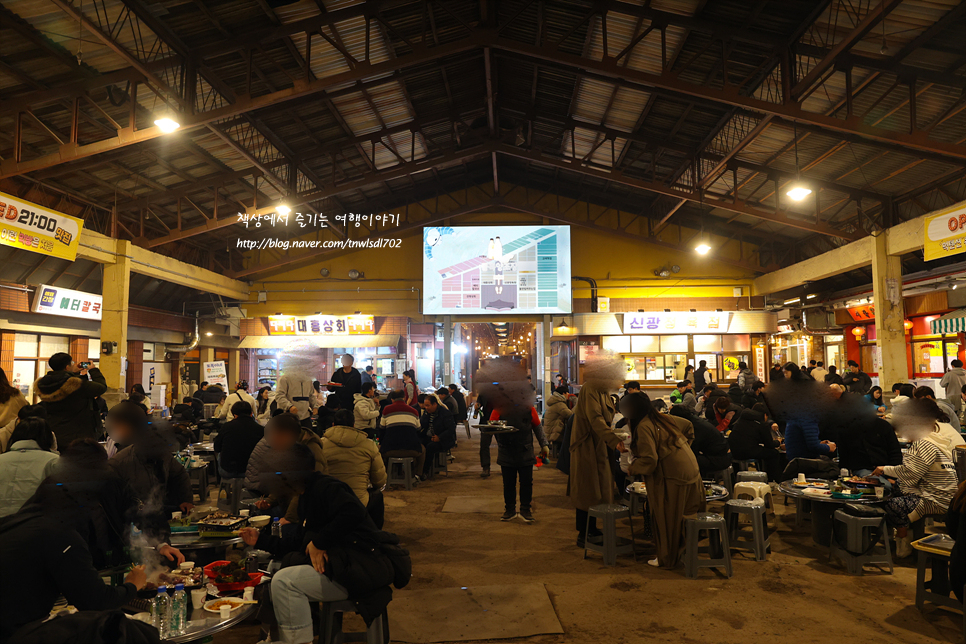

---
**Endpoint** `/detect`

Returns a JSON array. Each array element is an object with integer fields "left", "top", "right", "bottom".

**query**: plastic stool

[
  {"left": 737, "top": 471, "right": 768, "bottom": 483},
  {"left": 726, "top": 500, "right": 771, "bottom": 561},
  {"left": 911, "top": 513, "right": 947, "bottom": 540},
  {"left": 710, "top": 465, "right": 734, "bottom": 495},
  {"left": 387, "top": 458, "right": 414, "bottom": 490},
  {"left": 829, "top": 509, "right": 892, "bottom": 575},
  {"left": 432, "top": 451, "right": 449, "bottom": 477},
  {"left": 217, "top": 477, "right": 243, "bottom": 514},
  {"left": 320, "top": 599, "right": 387, "bottom": 644},
  {"left": 583, "top": 504, "right": 636, "bottom": 566},
  {"left": 734, "top": 481, "right": 774, "bottom": 515},
  {"left": 684, "top": 513, "right": 732, "bottom": 579},
  {"left": 734, "top": 459, "right": 761, "bottom": 472}
]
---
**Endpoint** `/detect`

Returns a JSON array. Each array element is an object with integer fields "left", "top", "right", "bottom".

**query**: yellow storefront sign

[
  {"left": 0, "top": 191, "right": 84, "bottom": 261},
  {"left": 924, "top": 201, "right": 966, "bottom": 262}
]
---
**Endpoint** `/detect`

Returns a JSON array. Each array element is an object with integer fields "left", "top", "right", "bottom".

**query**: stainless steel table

[{"left": 778, "top": 479, "right": 887, "bottom": 546}]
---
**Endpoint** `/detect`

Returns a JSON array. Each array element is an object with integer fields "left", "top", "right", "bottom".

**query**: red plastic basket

[{"left": 203, "top": 560, "right": 263, "bottom": 592}]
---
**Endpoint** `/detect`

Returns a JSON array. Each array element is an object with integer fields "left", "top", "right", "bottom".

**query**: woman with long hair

[
  {"left": 0, "top": 414, "right": 58, "bottom": 517},
  {"left": 0, "top": 367, "right": 28, "bottom": 441},
  {"left": 866, "top": 386, "right": 886, "bottom": 412},
  {"left": 255, "top": 386, "right": 273, "bottom": 425},
  {"left": 402, "top": 369, "right": 419, "bottom": 408},
  {"left": 622, "top": 392, "right": 706, "bottom": 568}
]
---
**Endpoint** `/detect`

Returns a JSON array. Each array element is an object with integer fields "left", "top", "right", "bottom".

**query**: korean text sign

[{"left": 0, "top": 191, "right": 84, "bottom": 261}]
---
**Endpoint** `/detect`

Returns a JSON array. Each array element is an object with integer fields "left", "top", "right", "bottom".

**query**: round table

[
  {"left": 778, "top": 479, "right": 886, "bottom": 546},
  {"left": 170, "top": 534, "right": 243, "bottom": 567},
  {"left": 130, "top": 602, "right": 257, "bottom": 643},
  {"left": 625, "top": 483, "right": 728, "bottom": 508}
]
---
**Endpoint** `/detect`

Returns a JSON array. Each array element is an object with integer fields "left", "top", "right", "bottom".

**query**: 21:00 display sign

[{"left": 0, "top": 191, "right": 84, "bottom": 261}]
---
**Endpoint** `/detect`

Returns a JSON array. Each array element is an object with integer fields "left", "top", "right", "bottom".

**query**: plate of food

[
  {"left": 793, "top": 480, "right": 828, "bottom": 488},
  {"left": 203, "top": 560, "right": 264, "bottom": 592},
  {"left": 203, "top": 597, "right": 246, "bottom": 613},
  {"left": 143, "top": 566, "right": 204, "bottom": 593},
  {"left": 804, "top": 488, "right": 832, "bottom": 497}
]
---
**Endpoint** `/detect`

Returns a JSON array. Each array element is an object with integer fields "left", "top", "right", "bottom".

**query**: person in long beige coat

[
  {"left": 568, "top": 356, "right": 628, "bottom": 546},
  {"left": 624, "top": 392, "right": 706, "bottom": 569}
]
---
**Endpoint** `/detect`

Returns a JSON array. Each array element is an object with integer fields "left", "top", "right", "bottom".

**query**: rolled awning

[
  {"left": 930, "top": 309, "right": 966, "bottom": 334},
  {"left": 238, "top": 334, "right": 400, "bottom": 350}
]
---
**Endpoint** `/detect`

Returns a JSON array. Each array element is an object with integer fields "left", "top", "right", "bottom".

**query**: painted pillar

[
  {"left": 871, "top": 233, "right": 908, "bottom": 387},
  {"left": 229, "top": 349, "right": 241, "bottom": 388},
  {"left": 542, "top": 315, "right": 552, "bottom": 402},
  {"left": 99, "top": 240, "right": 131, "bottom": 390}
]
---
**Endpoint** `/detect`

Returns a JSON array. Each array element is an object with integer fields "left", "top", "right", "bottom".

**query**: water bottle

[
  {"left": 271, "top": 517, "right": 281, "bottom": 538},
  {"left": 151, "top": 586, "right": 172, "bottom": 638},
  {"left": 839, "top": 468, "right": 849, "bottom": 479},
  {"left": 171, "top": 584, "right": 187, "bottom": 635},
  {"left": 129, "top": 524, "right": 143, "bottom": 565}
]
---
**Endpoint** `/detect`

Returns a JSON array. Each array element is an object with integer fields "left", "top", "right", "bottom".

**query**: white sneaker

[
  {"left": 895, "top": 535, "right": 913, "bottom": 559},
  {"left": 647, "top": 558, "right": 660, "bottom": 567}
]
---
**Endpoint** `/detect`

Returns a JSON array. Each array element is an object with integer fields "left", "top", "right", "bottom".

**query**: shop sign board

[
  {"left": 0, "top": 191, "right": 84, "bottom": 261},
  {"left": 846, "top": 305, "right": 875, "bottom": 321},
  {"left": 924, "top": 202, "right": 966, "bottom": 262},
  {"left": 597, "top": 296, "right": 610, "bottom": 313},
  {"left": 623, "top": 311, "right": 733, "bottom": 334},
  {"left": 31, "top": 284, "right": 102, "bottom": 320},
  {"left": 754, "top": 345, "right": 766, "bottom": 381},
  {"left": 268, "top": 315, "right": 375, "bottom": 335},
  {"left": 578, "top": 341, "right": 599, "bottom": 364},
  {"left": 203, "top": 361, "right": 228, "bottom": 388}
]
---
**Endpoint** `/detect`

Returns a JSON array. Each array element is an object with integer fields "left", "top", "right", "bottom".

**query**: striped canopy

[{"left": 931, "top": 309, "right": 966, "bottom": 334}]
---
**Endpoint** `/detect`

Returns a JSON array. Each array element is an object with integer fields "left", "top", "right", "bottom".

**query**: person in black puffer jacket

[
  {"left": 488, "top": 401, "right": 548, "bottom": 523},
  {"left": 727, "top": 405, "right": 783, "bottom": 482},
  {"left": 669, "top": 406, "right": 732, "bottom": 478},
  {"left": 835, "top": 414, "right": 902, "bottom": 485},
  {"left": 34, "top": 353, "right": 107, "bottom": 447}
]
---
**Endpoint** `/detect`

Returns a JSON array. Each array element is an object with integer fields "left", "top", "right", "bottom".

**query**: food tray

[
  {"left": 203, "top": 560, "right": 264, "bottom": 592},
  {"left": 196, "top": 516, "right": 247, "bottom": 533},
  {"left": 913, "top": 534, "right": 955, "bottom": 554},
  {"left": 477, "top": 424, "right": 520, "bottom": 434}
]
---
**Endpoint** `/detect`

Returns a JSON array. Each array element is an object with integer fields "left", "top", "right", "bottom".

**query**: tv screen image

[{"left": 422, "top": 225, "right": 572, "bottom": 315}]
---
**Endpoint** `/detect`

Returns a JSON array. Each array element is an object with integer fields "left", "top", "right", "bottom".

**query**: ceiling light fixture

[
  {"left": 695, "top": 244, "right": 711, "bottom": 255},
  {"left": 786, "top": 123, "right": 811, "bottom": 202},
  {"left": 277, "top": 204, "right": 292, "bottom": 216},
  {"left": 154, "top": 115, "right": 180, "bottom": 133}
]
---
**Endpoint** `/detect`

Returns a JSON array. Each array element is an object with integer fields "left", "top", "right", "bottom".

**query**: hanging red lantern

[
  {"left": 851, "top": 326, "right": 865, "bottom": 338},
  {"left": 903, "top": 320, "right": 913, "bottom": 331}
]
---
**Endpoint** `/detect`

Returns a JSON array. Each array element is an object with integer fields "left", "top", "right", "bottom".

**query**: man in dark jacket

[
  {"left": 200, "top": 384, "right": 225, "bottom": 405},
  {"left": 193, "top": 382, "right": 208, "bottom": 401},
  {"left": 214, "top": 401, "right": 264, "bottom": 478},
  {"left": 488, "top": 402, "right": 548, "bottom": 522},
  {"left": 238, "top": 445, "right": 394, "bottom": 643},
  {"left": 836, "top": 415, "right": 903, "bottom": 487},
  {"left": 447, "top": 384, "right": 468, "bottom": 422},
  {"left": 35, "top": 352, "right": 107, "bottom": 446},
  {"left": 670, "top": 406, "right": 731, "bottom": 478},
  {"left": 419, "top": 395, "right": 456, "bottom": 478},
  {"left": 842, "top": 360, "right": 872, "bottom": 395},
  {"left": 693, "top": 360, "right": 711, "bottom": 390},
  {"left": 741, "top": 381, "right": 768, "bottom": 411},
  {"left": 0, "top": 485, "right": 148, "bottom": 643},
  {"left": 436, "top": 387, "right": 459, "bottom": 417},
  {"left": 727, "top": 406, "right": 783, "bottom": 481},
  {"left": 328, "top": 354, "right": 362, "bottom": 410}
]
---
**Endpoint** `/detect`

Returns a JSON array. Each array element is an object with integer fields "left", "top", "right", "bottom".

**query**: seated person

[
  {"left": 106, "top": 401, "right": 193, "bottom": 515},
  {"left": 669, "top": 406, "right": 731, "bottom": 478},
  {"left": 727, "top": 404, "right": 783, "bottom": 482},
  {"left": 865, "top": 386, "right": 887, "bottom": 413},
  {"left": 236, "top": 445, "right": 395, "bottom": 644},
  {"left": 914, "top": 386, "right": 962, "bottom": 433},
  {"left": 316, "top": 395, "right": 341, "bottom": 433},
  {"left": 0, "top": 413, "right": 59, "bottom": 517},
  {"left": 319, "top": 410, "right": 387, "bottom": 529},
  {"left": 875, "top": 398, "right": 959, "bottom": 558},
  {"left": 380, "top": 390, "right": 426, "bottom": 479},
  {"left": 891, "top": 383, "right": 915, "bottom": 409},
  {"left": 246, "top": 413, "right": 324, "bottom": 524},
  {"left": 711, "top": 396, "right": 738, "bottom": 433},
  {"left": 696, "top": 385, "right": 725, "bottom": 419},
  {"left": 172, "top": 397, "right": 198, "bottom": 423},
  {"left": 447, "top": 384, "right": 468, "bottom": 423},
  {"left": 419, "top": 394, "right": 457, "bottom": 479},
  {"left": 741, "top": 381, "right": 767, "bottom": 410},
  {"left": 623, "top": 381, "right": 641, "bottom": 396},
  {"left": 353, "top": 383, "right": 381, "bottom": 440},
  {"left": 727, "top": 383, "right": 744, "bottom": 406},
  {"left": 436, "top": 387, "right": 459, "bottom": 417},
  {"left": 0, "top": 477, "right": 148, "bottom": 644},
  {"left": 127, "top": 390, "right": 149, "bottom": 415},
  {"left": 214, "top": 401, "right": 265, "bottom": 479},
  {"left": 836, "top": 413, "right": 902, "bottom": 489}
]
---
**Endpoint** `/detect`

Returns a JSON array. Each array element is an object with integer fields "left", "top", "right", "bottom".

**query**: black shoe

[
  {"left": 519, "top": 508, "right": 535, "bottom": 523},
  {"left": 480, "top": 469, "right": 490, "bottom": 478},
  {"left": 501, "top": 509, "right": 516, "bottom": 521}
]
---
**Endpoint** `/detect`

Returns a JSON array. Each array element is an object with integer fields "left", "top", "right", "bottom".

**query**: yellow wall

[{"left": 242, "top": 209, "right": 755, "bottom": 319}]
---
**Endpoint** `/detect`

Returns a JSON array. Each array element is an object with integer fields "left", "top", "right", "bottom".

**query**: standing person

[
  {"left": 736, "top": 362, "right": 755, "bottom": 394},
  {"left": 402, "top": 370, "right": 419, "bottom": 408},
  {"left": 380, "top": 390, "right": 426, "bottom": 480},
  {"left": 623, "top": 393, "right": 706, "bottom": 568},
  {"left": 825, "top": 365, "right": 844, "bottom": 385},
  {"left": 940, "top": 359, "right": 966, "bottom": 413},
  {"left": 543, "top": 385, "right": 574, "bottom": 446},
  {"left": 693, "top": 361, "right": 710, "bottom": 390},
  {"left": 319, "top": 409, "right": 387, "bottom": 529},
  {"left": 946, "top": 482, "right": 966, "bottom": 604},
  {"left": 34, "top": 352, "right": 107, "bottom": 446},
  {"left": 275, "top": 345, "right": 321, "bottom": 429},
  {"left": 769, "top": 362, "right": 784, "bottom": 383},
  {"left": 806, "top": 360, "right": 817, "bottom": 375},
  {"left": 218, "top": 380, "right": 257, "bottom": 420},
  {"left": 875, "top": 398, "right": 958, "bottom": 557},
  {"left": 353, "top": 382, "right": 381, "bottom": 439},
  {"left": 843, "top": 360, "right": 873, "bottom": 395},
  {"left": 0, "top": 415, "right": 59, "bottom": 517},
  {"left": 811, "top": 361, "right": 829, "bottom": 382},
  {"left": 727, "top": 404, "right": 784, "bottom": 482},
  {"left": 488, "top": 398, "right": 548, "bottom": 523},
  {"left": 327, "top": 354, "right": 362, "bottom": 411},
  {"left": 569, "top": 356, "right": 626, "bottom": 548},
  {"left": 254, "top": 386, "right": 273, "bottom": 425},
  {"left": 772, "top": 363, "right": 836, "bottom": 460},
  {"left": 419, "top": 394, "right": 456, "bottom": 479},
  {"left": 214, "top": 401, "right": 265, "bottom": 479},
  {"left": 0, "top": 367, "right": 28, "bottom": 439},
  {"left": 361, "top": 365, "right": 375, "bottom": 386},
  {"left": 683, "top": 365, "right": 695, "bottom": 385}
]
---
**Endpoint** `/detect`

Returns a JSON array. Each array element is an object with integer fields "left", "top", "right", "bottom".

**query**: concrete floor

[{"left": 216, "top": 426, "right": 962, "bottom": 644}]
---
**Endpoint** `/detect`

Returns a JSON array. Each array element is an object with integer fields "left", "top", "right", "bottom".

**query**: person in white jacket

[
  {"left": 940, "top": 359, "right": 966, "bottom": 413},
  {"left": 218, "top": 381, "right": 257, "bottom": 420},
  {"left": 253, "top": 386, "right": 274, "bottom": 425},
  {"left": 352, "top": 383, "right": 381, "bottom": 439},
  {"left": 274, "top": 342, "right": 322, "bottom": 427}
]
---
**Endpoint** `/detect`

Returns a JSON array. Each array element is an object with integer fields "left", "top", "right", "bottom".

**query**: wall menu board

[
  {"left": 422, "top": 225, "right": 572, "bottom": 315},
  {"left": 0, "top": 191, "right": 84, "bottom": 261},
  {"left": 268, "top": 315, "right": 375, "bottom": 335}
]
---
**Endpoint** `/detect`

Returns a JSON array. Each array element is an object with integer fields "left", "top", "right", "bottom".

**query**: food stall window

[
  {"left": 630, "top": 335, "right": 659, "bottom": 353},
  {"left": 722, "top": 335, "right": 751, "bottom": 352},
  {"left": 601, "top": 335, "right": 630, "bottom": 353},
  {"left": 14, "top": 333, "right": 39, "bottom": 357},
  {"left": 659, "top": 335, "right": 688, "bottom": 352},
  {"left": 623, "top": 354, "right": 688, "bottom": 382},
  {"left": 693, "top": 335, "right": 722, "bottom": 352}
]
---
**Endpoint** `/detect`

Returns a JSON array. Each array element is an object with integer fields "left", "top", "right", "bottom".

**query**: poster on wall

[
  {"left": 203, "top": 361, "right": 228, "bottom": 388},
  {"left": 422, "top": 225, "right": 572, "bottom": 314},
  {"left": 0, "top": 191, "right": 85, "bottom": 261},
  {"left": 31, "top": 284, "right": 102, "bottom": 320}
]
